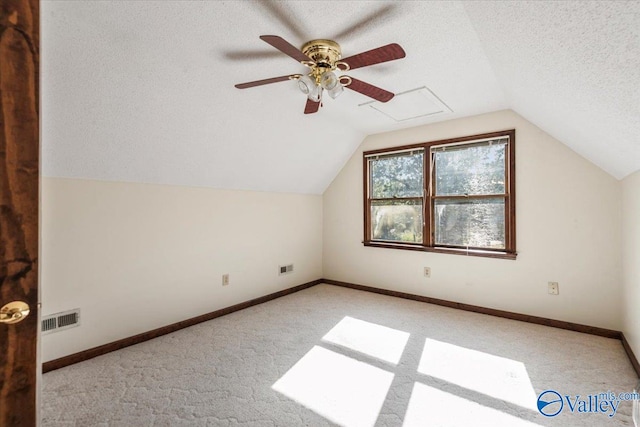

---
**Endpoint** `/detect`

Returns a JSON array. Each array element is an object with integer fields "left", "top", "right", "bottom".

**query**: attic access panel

[{"left": 360, "top": 86, "right": 452, "bottom": 122}]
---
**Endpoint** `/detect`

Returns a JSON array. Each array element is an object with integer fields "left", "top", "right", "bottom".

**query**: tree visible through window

[{"left": 364, "top": 130, "right": 516, "bottom": 259}]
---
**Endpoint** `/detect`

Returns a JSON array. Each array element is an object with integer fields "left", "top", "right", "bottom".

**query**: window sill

[{"left": 363, "top": 241, "right": 517, "bottom": 260}]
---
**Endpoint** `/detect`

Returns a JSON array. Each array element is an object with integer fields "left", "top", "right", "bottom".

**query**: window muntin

[{"left": 364, "top": 131, "right": 515, "bottom": 258}]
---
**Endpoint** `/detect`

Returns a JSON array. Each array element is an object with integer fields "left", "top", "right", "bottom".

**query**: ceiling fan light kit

[{"left": 234, "top": 35, "right": 406, "bottom": 114}]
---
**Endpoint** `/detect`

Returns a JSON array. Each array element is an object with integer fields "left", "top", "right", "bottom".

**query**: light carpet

[{"left": 42, "top": 284, "right": 638, "bottom": 426}]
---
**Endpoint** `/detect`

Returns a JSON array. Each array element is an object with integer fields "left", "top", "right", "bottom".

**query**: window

[
  {"left": 364, "top": 130, "right": 516, "bottom": 259},
  {"left": 369, "top": 150, "right": 424, "bottom": 243}
]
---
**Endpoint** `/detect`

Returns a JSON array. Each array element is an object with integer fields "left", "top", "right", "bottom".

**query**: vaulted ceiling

[{"left": 41, "top": 1, "right": 640, "bottom": 194}]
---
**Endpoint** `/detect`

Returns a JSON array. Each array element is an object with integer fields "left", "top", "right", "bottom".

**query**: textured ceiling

[
  {"left": 464, "top": 0, "right": 640, "bottom": 180},
  {"left": 41, "top": 1, "right": 639, "bottom": 194}
]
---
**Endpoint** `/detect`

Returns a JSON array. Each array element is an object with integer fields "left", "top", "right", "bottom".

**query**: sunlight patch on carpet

[
  {"left": 418, "top": 338, "right": 537, "bottom": 411},
  {"left": 403, "top": 382, "right": 543, "bottom": 427},
  {"left": 272, "top": 345, "right": 394, "bottom": 427},
  {"left": 322, "top": 316, "right": 410, "bottom": 365}
]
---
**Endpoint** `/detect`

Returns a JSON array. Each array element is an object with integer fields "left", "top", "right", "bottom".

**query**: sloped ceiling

[
  {"left": 464, "top": 1, "right": 640, "bottom": 180},
  {"left": 41, "top": 1, "right": 639, "bottom": 194}
]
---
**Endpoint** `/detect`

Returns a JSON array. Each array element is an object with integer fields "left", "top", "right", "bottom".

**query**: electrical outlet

[
  {"left": 424, "top": 267, "right": 431, "bottom": 278},
  {"left": 548, "top": 282, "right": 559, "bottom": 295},
  {"left": 222, "top": 274, "right": 230, "bottom": 286}
]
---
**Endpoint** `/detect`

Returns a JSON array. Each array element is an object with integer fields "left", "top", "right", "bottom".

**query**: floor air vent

[{"left": 42, "top": 309, "right": 80, "bottom": 335}]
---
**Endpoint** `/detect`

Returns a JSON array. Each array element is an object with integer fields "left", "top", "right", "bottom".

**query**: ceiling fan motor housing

[{"left": 302, "top": 39, "right": 341, "bottom": 69}]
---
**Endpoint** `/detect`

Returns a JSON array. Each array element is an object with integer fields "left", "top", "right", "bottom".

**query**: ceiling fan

[{"left": 234, "top": 35, "right": 406, "bottom": 114}]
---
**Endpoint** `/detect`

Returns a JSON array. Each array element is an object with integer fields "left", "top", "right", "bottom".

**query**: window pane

[
  {"left": 434, "top": 142, "right": 506, "bottom": 196},
  {"left": 371, "top": 200, "right": 423, "bottom": 243},
  {"left": 370, "top": 152, "right": 423, "bottom": 198},
  {"left": 434, "top": 198, "right": 505, "bottom": 249}
]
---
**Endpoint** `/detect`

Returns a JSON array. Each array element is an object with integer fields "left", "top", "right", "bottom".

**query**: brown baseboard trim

[
  {"left": 42, "top": 279, "right": 322, "bottom": 373},
  {"left": 43, "top": 278, "right": 637, "bottom": 377},
  {"left": 621, "top": 333, "right": 640, "bottom": 377},
  {"left": 321, "top": 279, "right": 622, "bottom": 340}
]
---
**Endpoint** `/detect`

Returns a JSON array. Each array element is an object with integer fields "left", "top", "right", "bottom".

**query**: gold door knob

[{"left": 0, "top": 301, "right": 30, "bottom": 324}]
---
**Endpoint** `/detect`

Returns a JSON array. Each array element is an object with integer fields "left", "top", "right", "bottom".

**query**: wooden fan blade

[
  {"left": 260, "top": 35, "right": 311, "bottom": 63},
  {"left": 235, "top": 75, "right": 295, "bottom": 89},
  {"left": 340, "top": 43, "right": 406, "bottom": 71},
  {"left": 343, "top": 77, "right": 395, "bottom": 102},
  {"left": 304, "top": 98, "right": 320, "bottom": 114}
]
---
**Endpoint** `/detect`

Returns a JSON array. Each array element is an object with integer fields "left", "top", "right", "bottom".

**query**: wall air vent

[
  {"left": 42, "top": 309, "right": 80, "bottom": 335},
  {"left": 42, "top": 317, "right": 56, "bottom": 332},
  {"left": 279, "top": 264, "right": 294, "bottom": 275}
]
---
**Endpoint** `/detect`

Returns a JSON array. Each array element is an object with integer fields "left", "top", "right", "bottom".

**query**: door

[{"left": 0, "top": 0, "right": 40, "bottom": 426}]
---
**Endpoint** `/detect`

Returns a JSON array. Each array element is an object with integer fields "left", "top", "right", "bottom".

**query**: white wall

[
  {"left": 323, "top": 110, "right": 622, "bottom": 330},
  {"left": 622, "top": 170, "right": 640, "bottom": 357},
  {"left": 41, "top": 178, "right": 323, "bottom": 361}
]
